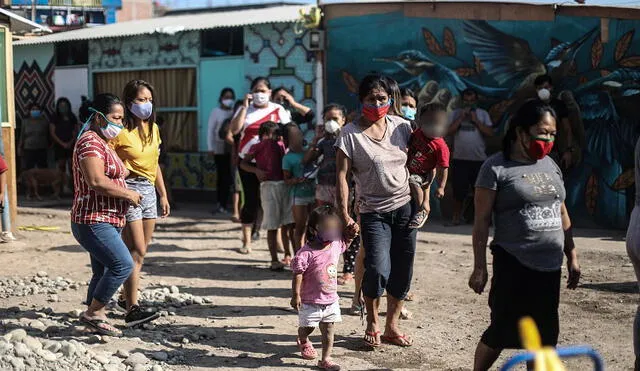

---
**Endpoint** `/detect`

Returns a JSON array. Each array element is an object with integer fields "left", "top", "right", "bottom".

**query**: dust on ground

[{"left": 1, "top": 203, "right": 636, "bottom": 370}]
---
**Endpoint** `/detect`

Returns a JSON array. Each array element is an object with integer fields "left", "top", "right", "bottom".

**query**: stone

[
  {"left": 8, "top": 356, "right": 24, "bottom": 370},
  {"left": 43, "top": 307, "right": 54, "bottom": 315},
  {"left": 48, "top": 294, "right": 59, "bottom": 303},
  {"left": 22, "top": 337, "right": 43, "bottom": 352},
  {"left": 103, "top": 365, "right": 119, "bottom": 371},
  {"left": 0, "top": 341, "right": 13, "bottom": 354},
  {"left": 60, "top": 342, "right": 76, "bottom": 357},
  {"left": 37, "top": 349, "right": 57, "bottom": 362},
  {"left": 133, "top": 365, "right": 147, "bottom": 371},
  {"left": 192, "top": 297, "right": 203, "bottom": 305},
  {"left": 36, "top": 272, "right": 48, "bottom": 278},
  {"left": 87, "top": 335, "right": 102, "bottom": 344},
  {"left": 152, "top": 366, "right": 163, "bottom": 371},
  {"left": 150, "top": 351, "right": 168, "bottom": 362},
  {"left": 169, "top": 286, "right": 179, "bottom": 294},
  {"left": 93, "top": 354, "right": 110, "bottom": 365},
  {"left": 68, "top": 309, "right": 82, "bottom": 318},
  {"left": 43, "top": 341, "right": 61, "bottom": 353},
  {"left": 181, "top": 337, "right": 189, "bottom": 345},
  {"left": 13, "top": 343, "right": 30, "bottom": 358},
  {"left": 115, "top": 349, "right": 129, "bottom": 359},
  {"left": 44, "top": 326, "right": 63, "bottom": 335},
  {"left": 124, "top": 353, "right": 149, "bottom": 366},
  {"left": 24, "top": 358, "right": 36, "bottom": 367},
  {"left": 6, "top": 329, "right": 27, "bottom": 343},
  {"left": 29, "top": 320, "right": 47, "bottom": 332},
  {"left": 238, "top": 353, "right": 249, "bottom": 358},
  {"left": 202, "top": 297, "right": 213, "bottom": 304}
]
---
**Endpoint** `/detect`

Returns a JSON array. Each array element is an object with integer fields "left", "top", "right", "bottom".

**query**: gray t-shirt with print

[
  {"left": 335, "top": 115, "right": 412, "bottom": 214},
  {"left": 476, "top": 152, "right": 566, "bottom": 271}
]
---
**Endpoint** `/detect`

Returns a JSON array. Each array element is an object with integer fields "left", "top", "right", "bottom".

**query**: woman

[
  {"left": 468, "top": 99, "right": 581, "bottom": 371},
  {"left": 19, "top": 103, "right": 49, "bottom": 170},
  {"left": 50, "top": 97, "right": 78, "bottom": 177},
  {"left": 627, "top": 136, "right": 640, "bottom": 371},
  {"left": 336, "top": 75, "right": 416, "bottom": 347},
  {"left": 400, "top": 88, "right": 417, "bottom": 123},
  {"left": 230, "top": 77, "right": 291, "bottom": 252},
  {"left": 208, "top": 87, "right": 236, "bottom": 214},
  {"left": 111, "top": 79, "right": 170, "bottom": 327},
  {"left": 71, "top": 93, "right": 140, "bottom": 336},
  {"left": 272, "top": 87, "right": 315, "bottom": 127}
]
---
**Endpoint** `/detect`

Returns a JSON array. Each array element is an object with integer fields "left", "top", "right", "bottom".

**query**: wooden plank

[
  {"left": 4, "top": 27, "right": 16, "bottom": 232},
  {"left": 558, "top": 5, "right": 640, "bottom": 21},
  {"left": 403, "top": 2, "right": 555, "bottom": 21},
  {"left": 322, "top": 3, "right": 403, "bottom": 21}
]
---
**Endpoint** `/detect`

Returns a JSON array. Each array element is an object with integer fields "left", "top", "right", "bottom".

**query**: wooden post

[{"left": 1, "top": 27, "right": 17, "bottom": 232}]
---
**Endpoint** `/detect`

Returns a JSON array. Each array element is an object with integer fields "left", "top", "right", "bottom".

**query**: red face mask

[
  {"left": 527, "top": 136, "right": 554, "bottom": 160},
  {"left": 362, "top": 102, "right": 391, "bottom": 122}
]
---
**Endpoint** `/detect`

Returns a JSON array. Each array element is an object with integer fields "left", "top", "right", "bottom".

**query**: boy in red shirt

[{"left": 407, "top": 103, "right": 450, "bottom": 229}]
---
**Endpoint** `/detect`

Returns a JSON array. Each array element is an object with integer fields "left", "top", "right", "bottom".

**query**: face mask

[
  {"left": 30, "top": 110, "right": 41, "bottom": 118},
  {"left": 526, "top": 136, "right": 554, "bottom": 160},
  {"left": 537, "top": 88, "right": 551, "bottom": 101},
  {"left": 463, "top": 102, "right": 477, "bottom": 109},
  {"left": 362, "top": 101, "right": 391, "bottom": 122},
  {"left": 252, "top": 92, "right": 270, "bottom": 106},
  {"left": 324, "top": 120, "right": 341, "bottom": 134},
  {"left": 130, "top": 101, "right": 153, "bottom": 120},
  {"left": 318, "top": 229, "right": 342, "bottom": 243},
  {"left": 401, "top": 106, "right": 416, "bottom": 120},
  {"left": 59, "top": 106, "right": 70, "bottom": 114},
  {"left": 221, "top": 99, "right": 235, "bottom": 108},
  {"left": 79, "top": 108, "right": 124, "bottom": 140}
]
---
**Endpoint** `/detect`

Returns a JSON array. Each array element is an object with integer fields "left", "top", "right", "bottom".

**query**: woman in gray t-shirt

[
  {"left": 469, "top": 99, "right": 581, "bottom": 370},
  {"left": 336, "top": 75, "right": 416, "bottom": 348}
]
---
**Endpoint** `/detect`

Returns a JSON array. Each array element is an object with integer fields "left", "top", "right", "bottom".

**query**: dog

[{"left": 19, "top": 169, "right": 66, "bottom": 201}]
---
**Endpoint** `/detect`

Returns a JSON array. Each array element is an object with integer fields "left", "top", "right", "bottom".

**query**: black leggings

[
  {"left": 215, "top": 154, "right": 232, "bottom": 209},
  {"left": 343, "top": 235, "right": 360, "bottom": 274},
  {"left": 239, "top": 167, "right": 260, "bottom": 225}
]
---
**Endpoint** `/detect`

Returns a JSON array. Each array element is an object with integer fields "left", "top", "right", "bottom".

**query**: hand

[
  {"left": 566, "top": 257, "right": 581, "bottom": 289},
  {"left": 159, "top": 196, "right": 170, "bottom": 218},
  {"left": 343, "top": 218, "right": 360, "bottom": 240},
  {"left": 255, "top": 169, "right": 267, "bottom": 182},
  {"left": 281, "top": 90, "right": 294, "bottom": 104},
  {"left": 470, "top": 111, "right": 478, "bottom": 125},
  {"left": 127, "top": 190, "right": 142, "bottom": 207},
  {"left": 243, "top": 93, "right": 253, "bottom": 108},
  {"left": 468, "top": 267, "right": 488, "bottom": 294},
  {"left": 436, "top": 187, "right": 445, "bottom": 199},
  {"left": 561, "top": 151, "right": 573, "bottom": 170},
  {"left": 423, "top": 203, "right": 431, "bottom": 219},
  {"left": 290, "top": 295, "right": 301, "bottom": 311}
]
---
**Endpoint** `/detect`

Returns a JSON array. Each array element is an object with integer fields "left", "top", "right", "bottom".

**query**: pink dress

[{"left": 291, "top": 240, "right": 348, "bottom": 305}]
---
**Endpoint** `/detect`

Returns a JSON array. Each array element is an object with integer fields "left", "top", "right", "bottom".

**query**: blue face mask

[
  {"left": 401, "top": 106, "right": 416, "bottom": 120},
  {"left": 130, "top": 101, "right": 153, "bottom": 120},
  {"left": 30, "top": 110, "right": 41, "bottom": 118}
]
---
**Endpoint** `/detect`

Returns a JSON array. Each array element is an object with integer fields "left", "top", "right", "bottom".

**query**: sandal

[
  {"left": 318, "top": 359, "right": 341, "bottom": 371},
  {"left": 238, "top": 246, "right": 251, "bottom": 255},
  {"left": 364, "top": 330, "right": 381, "bottom": 347},
  {"left": 297, "top": 338, "right": 317, "bottom": 360},
  {"left": 231, "top": 215, "right": 241, "bottom": 223},
  {"left": 80, "top": 314, "right": 122, "bottom": 337},
  {"left": 381, "top": 334, "right": 413, "bottom": 347}
]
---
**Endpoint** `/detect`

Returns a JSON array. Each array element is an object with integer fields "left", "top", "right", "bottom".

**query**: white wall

[{"left": 54, "top": 67, "right": 88, "bottom": 116}]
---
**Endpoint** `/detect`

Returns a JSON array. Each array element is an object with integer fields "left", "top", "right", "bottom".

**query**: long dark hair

[
  {"left": 250, "top": 77, "right": 271, "bottom": 91},
  {"left": 358, "top": 75, "right": 401, "bottom": 114},
  {"left": 54, "top": 97, "right": 78, "bottom": 125},
  {"left": 305, "top": 205, "right": 340, "bottom": 243},
  {"left": 90, "top": 93, "right": 123, "bottom": 130},
  {"left": 123, "top": 79, "right": 156, "bottom": 145},
  {"left": 502, "top": 99, "right": 557, "bottom": 160}
]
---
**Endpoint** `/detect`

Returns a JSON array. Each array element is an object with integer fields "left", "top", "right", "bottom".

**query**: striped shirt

[{"left": 71, "top": 131, "right": 129, "bottom": 227}]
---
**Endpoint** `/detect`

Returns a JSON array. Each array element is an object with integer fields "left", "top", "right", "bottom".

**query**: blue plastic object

[{"left": 500, "top": 345, "right": 604, "bottom": 371}]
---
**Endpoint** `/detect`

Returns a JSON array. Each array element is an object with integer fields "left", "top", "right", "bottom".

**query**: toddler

[
  {"left": 407, "top": 102, "right": 450, "bottom": 229},
  {"left": 290, "top": 205, "right": 352, "bottom": 371}
]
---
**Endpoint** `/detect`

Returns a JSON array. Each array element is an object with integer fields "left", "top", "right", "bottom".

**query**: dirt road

[{"left": 0, "top": 204, "right": 635, "bottom": 370}]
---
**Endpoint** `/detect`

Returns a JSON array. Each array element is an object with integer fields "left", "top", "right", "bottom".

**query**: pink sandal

[
  {"left": 297, "top": 337, "right": 317, "bottom": 360},
  {"left": 318, "top": 359, "right": 341, "bottom": 371}
]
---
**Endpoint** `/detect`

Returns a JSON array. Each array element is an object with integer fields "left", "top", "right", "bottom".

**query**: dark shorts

[
  {"left": 481, "top": 246, "right": 561, "bottom": 349},
  {"left": 360, "top": 202, "right": 417, "bottom": 300},
  {"left": 451, "top": 159, "right": 483, "bottom": 201}
]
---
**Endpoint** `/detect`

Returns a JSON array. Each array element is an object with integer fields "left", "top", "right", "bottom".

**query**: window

[
  {"left": 55, "top": 41, "right": 88, "bottom": 66},
  {"left": 201, "top": 27, "right": 243, "bottom": 58}
]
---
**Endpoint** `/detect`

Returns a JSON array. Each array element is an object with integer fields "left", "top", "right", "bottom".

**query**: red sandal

[
  {"left": 297, "top": 337, "right": 317, "bottom": 360},
  {"left": 363, "top": 330, "right": 381, "bottom": 347},
  {"left": 381, "top": 333, "right": 413, "bottom": 347},
  {"left": 318, "top": 359, "right": 341, "bottom": 371}
]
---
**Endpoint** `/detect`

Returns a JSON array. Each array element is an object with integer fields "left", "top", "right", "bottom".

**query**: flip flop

[
  {"left": 297, "top": 337, "right": 318, "bottom": 360},
  {"left": 80, "top": 315, "right": 122, "bottom": 337},
  {"left": 381, "top": 334, "right": 413, "bottom": 347},
  {"left": 318, "top": 359, "right": 341, "bottom": 371},
  {"left": 364, "top": 330, "right": 381, "bottom": 347}
]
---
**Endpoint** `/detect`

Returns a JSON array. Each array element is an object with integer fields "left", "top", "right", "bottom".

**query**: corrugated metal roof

[
  {"left": 321, "top": 0, "right": 640, "bottom": 8},
  {"left": 0, "top": 8, "right": 51, "bottom": 34},
  {"left": 14, "top": 5, "right": 310, "bottom": 45}
]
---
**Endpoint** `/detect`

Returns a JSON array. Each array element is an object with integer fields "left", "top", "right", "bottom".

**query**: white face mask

[
  {"left": 252, "top": 92, "right": 270, "bottom": 106},
  {"left": 324, "top": 120, "right": 341, "bottom": 134},
  {"left": 537, "top": 88, "right": 551, "bottom": 101},
  {"left": 101, "top": 121, "right": 124, "bottom": 139},
  {"left": 222, "top": 99, "right": 235, "bottom": 108}
]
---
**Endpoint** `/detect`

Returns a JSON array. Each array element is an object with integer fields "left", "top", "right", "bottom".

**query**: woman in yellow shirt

[{"left": 111, "top": 79, "right": 170, "bottom": 327}]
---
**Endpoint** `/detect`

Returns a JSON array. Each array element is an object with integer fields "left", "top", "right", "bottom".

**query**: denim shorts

[
  {"left": 360, "top": 202, "right": 417, "bottom": 300},
  {"left": 125, "top": 177, "right": 157, "bottom": 222}
]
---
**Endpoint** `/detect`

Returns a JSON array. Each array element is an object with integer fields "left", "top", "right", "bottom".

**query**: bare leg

[
  {"left": 232, "top": 192, "right": 241, "bottom": 221},
  {"left": 364, "top": 296, "right": 381, "bottom": 345},
  {"left": 281, "top": 224, "right": 294, "bottom": 258},
  {"left": 267, "top": 229, "right": 279, "bottom": 262},
  {"left": 409, "top": 182, "right": 423, "bottom": 209},
  {"left": 292, "top": 205, "right": 308, "bottom": 252},
  {"left": 383, "top": 295, "right": 412, "bottom": 345},
  {"left": 319, "top": 322, "right": 335, "bottom": 362},
  {"left": 241, "top": 224, "right": 252, "bottom": 250},
  {"left": 86, "top": 299, "right": 107, "bottom": 318},
  {"left": 298, "top": 326, "right": 314, "bottom": 342},
  {"left": 473, "top": 341, "right": 502, "bottom": 371},
  {"left": 122, "top": 219, "right": 155, "bottom": 309}
]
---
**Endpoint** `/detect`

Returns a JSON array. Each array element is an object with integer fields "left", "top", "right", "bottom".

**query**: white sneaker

[{"left": 1, "top": 232, "right": 17, "bottom": 242}]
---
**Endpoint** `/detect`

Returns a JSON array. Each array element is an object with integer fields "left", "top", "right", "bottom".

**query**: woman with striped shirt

[{"left": 71, "top": 93, "right": 141, "bottom": 337}]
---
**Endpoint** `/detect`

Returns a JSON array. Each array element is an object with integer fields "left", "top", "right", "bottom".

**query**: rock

[
  {"left": 93, "top": 354, "right": 110, "bottom": 365},
  {"left": 5, "top": 329, "right": 27, "bottom": 343},
  {"left": 13, "top": 342, "right": 30, "bottom": 358},
  {"left": 103, "top": 365, "right": 119, "bottom": 371},
  {"left": 181, "top": 337, "right": 189, "bottom": 345},
  {"left": 124, "top": 353, "right": 149, "bottom": 366},
  {"left": 29, "top": 320, "right": 47, "bottom": 332},
  {"left": 68, "top": 309, "right": 82, "bottom": 318},
  {"left": 152, "top": 366, "right": 163, "bottom": 371},
  {"left": 169, "top": 286, "right": 179, "bottom": 294},
  {"left": 60, "top": 342, "right": 76, "bottom": 357},
  {"left": 132, "top": 365, "right": 147, "bottom": 371},
  {"left": 115, "top": 349, "right": 129, "bottom": 359},
  {"left": 150, "top": 351, "right": 168, "bottom": 362},
  {"left": 44, "top": 325, "right": 62, "bottom": 335},
  {"left": 192, "top": 297, "right": 203, "bottom": 305},
  {"left": 101, "top": 336, "right": 112, "bottom": 344},
  {"left": 158, "top": 311, "right": 169, "bottom": 317},
  {"left": 23, "top": 337, "right": 43, "bottom": 352},
  {"left": 24, "top": 358, "right": 37, "bottom": 367},
  {"left": 47, "top": 294, "right": 59, "bottom": 303},
  {"left": 43, "top": 307, "right": 54, "bottom": 315},
  {"left": 238, "top": 353, "right": 249, "bottom": 358},
  {"left": 43, "top": 341, "right": 61, "bottom": 353},
  {"left": 142, "top": 324, "right": 156, "bottom": 331},
  {"left": 36, "top": 349, "right": 57, "bottom": 362},
  {"left": 8, "top": 356, "right": 24, "bottom": 370},
  {"left": 202, "top": 297, "right": 213, "bottom": 304},
  {"left": 86, "top": 335, "right": 102, "bottom": 344},
  {"left": 0, "top": 340, "right": 13, "bottom": 354},
  {"left": 36, "top": 272, "right": 48, "bottom": 278}
]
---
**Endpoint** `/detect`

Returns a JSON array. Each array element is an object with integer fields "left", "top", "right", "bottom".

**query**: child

[
  {"left": 407, "top": 102, "right": 450, "bottom": 229},
  {"left": 303, "top": 104, "right": 346, "bottom": 206},
  {"left": 291, "top": 205, "right": 352, "bottom": 371},
  {"left": 283, "top": 124, "right": 316, "bottom": 253},
  {"left": 241, "top": 121, "right": 294, "bottom": 270}
]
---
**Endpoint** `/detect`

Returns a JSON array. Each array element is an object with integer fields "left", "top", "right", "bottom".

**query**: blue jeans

[
  {"left": 360, "top": 202, "right": 417, "bottom": 300},
  {"left": 71, "top": 222, "right": 134, "bottom": 305}
]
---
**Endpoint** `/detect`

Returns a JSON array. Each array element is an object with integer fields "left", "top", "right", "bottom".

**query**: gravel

[
  {"left": 0, "top": 273, "right": 83, "bottom": 299},
  {"left": 137, "top": 286, "right": 212, "bottom": 309}
]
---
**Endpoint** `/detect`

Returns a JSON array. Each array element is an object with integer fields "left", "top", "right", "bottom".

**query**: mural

[
  {"left": 14, "top": 58, "right": 55, "bottom": 122},
  {"left": 89, "top": 31, "right": 200, "bottom": 70},
  {"left": 327, "top": 13, "right": 640, "bottom": 229},
  {"left": 165, "top": 153, "right": 216, "bottom": 191}
]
